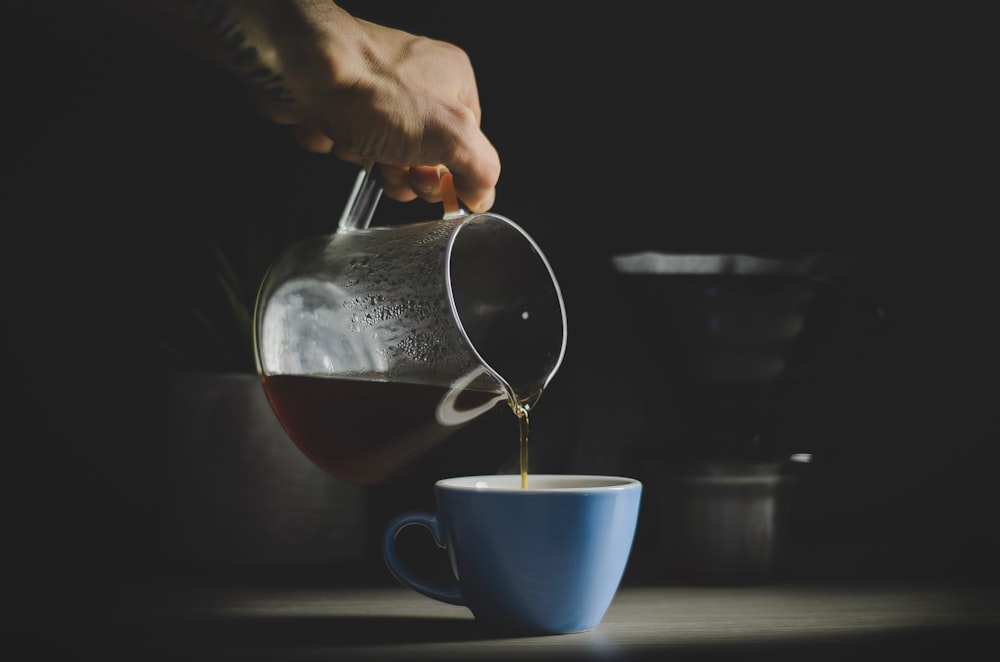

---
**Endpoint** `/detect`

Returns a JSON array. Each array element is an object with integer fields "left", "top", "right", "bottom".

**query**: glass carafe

[{"left": 253, "top": 168, "right": 567, "bottom": 485}]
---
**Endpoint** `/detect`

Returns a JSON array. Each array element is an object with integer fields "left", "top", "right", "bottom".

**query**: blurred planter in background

[
  {"left": 162, "top": 371, "right": 368, "bottom": 566},
  {"left": 158, "top": 225, "right": 369, "bottom": 568}
]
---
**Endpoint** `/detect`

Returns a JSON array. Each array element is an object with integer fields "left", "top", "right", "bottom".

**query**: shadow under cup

[{"left": 382, "top": 475, "right": 643, "bottom": 635}]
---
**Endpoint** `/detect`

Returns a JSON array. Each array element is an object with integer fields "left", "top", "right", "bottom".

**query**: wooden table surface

[{"left": 25, "top": 579, "right": 1000, "bottom": 661}]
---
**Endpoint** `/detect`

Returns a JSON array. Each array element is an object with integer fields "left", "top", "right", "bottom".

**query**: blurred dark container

[
  {"left": 613, "top": 252, "right": 871, "bottom": 582},
  {"left": 655, "top": 456, "right": 811, "bottom": 583}
]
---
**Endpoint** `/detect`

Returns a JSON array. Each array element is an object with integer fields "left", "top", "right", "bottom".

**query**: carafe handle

[{"left": 337, "top": 164, "right": 383, "bottom": 232}]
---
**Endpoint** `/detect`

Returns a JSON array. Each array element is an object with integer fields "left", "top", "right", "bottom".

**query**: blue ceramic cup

[{"left": 382, "top": 474, "right": 642, "bottom": 634}]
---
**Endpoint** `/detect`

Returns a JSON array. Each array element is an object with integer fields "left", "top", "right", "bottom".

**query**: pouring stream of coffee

[{"left": 438, "top": 170, "right": 531, "bottom": 488}]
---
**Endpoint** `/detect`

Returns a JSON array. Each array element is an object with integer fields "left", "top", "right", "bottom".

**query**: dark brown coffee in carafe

[
  {"left": 262, "top": 373, "right": 535, "bottom": 487},
  {"left": 261, "top": 373, "right": 534, "bottom": 485}
]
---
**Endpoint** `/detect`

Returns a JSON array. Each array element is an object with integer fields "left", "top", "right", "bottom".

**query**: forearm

[{"left": 115, "top": 0, "right": 365, "bottom": 109}]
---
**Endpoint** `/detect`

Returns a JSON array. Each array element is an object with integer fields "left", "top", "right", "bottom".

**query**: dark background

[{"left": 6, "top": 0, "right": 997, "bottom": 597}]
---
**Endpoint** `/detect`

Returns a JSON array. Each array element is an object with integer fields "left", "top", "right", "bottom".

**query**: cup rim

[{"left": 435, "top": 474, "right": 641, "bottom": 493}]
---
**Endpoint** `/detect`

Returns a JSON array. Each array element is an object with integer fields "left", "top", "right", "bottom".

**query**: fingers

[
  {"left": 382, "top": 136, "right": 500, "bottom": 213},
  {"left": 407, "top": 165, "right": 446, "bottom": 202},
  {"left": 376, "top": 165, "right": 448, "bottom": 205},
  {"left": 379, "top": 166, "right": 420, "bottom": 203},
  {"left": 432, "top": 119, "right": 501, "bottom": 212},
  {"left": 448, "top": 143, "right": 500, "bottom": 213},
  {"left": 257, "top": 108, "right": 499, "bottom": 212},
  {"left": 267, "top": 120, "right": 499, "bottom": 212},
  {"left": 379, "top": 164, "right": 498, "bottom": 214}
]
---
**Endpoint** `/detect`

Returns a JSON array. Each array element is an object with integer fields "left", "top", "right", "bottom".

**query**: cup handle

[{"left": 383, "top": 512, "right": 465, "bottom": 606}]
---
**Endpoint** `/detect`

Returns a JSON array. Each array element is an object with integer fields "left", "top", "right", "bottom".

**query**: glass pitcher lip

[{"left": 445, "top": 211, "right": 568, "bottom": 403}]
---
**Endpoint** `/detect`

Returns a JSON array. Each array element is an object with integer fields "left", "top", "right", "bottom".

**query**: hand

[{"left": 244, "top": 2, "right": 500, "bottom": 212}]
